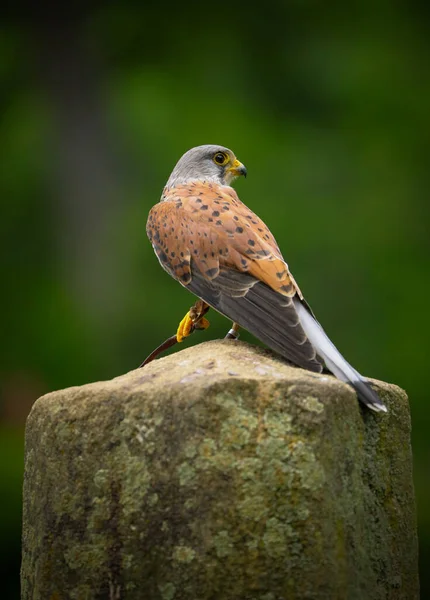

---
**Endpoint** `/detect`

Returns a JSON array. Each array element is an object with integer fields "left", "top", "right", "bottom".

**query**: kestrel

[{"left": 146, "top": 145, "right": 386, "bottom": 412}]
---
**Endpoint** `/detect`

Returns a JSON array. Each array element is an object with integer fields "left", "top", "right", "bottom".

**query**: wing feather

[{"left": 187, "top": 266, "right": 323, "bottom": 372}]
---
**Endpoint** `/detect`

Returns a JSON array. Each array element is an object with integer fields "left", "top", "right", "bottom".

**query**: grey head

[{"left": 164, "top": 144, "right": 247, "bottom": 189}]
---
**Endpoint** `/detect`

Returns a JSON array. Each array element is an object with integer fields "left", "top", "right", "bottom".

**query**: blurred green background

[{"left": 1, "top": 2, "right": 429, "bottom": 597}]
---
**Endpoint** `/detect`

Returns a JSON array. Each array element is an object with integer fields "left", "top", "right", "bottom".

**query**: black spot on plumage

[
  {"left": 212, "top": 211, "right": 220, "bottom": 217},
  {"left": 280, "top": 284, "right": 293, "bottom": 293},
  {"left": 276, "top": 271, "right": 287, "bottom": 279},
  {"left": 156, "top": 250, "right": 168, "bottom": 263},
  {"left": 194, "top": 249, "right": 198, "bottom": 255},
  {"left": 201, "top": 204, "right": 208, "bottom": 210},
  {"left": 206, "top": 267, "right": 219, "bottom": 278},
  {"left": 241, "top": 258, "right": 248, "bottom": 267},
  {"left": 233, "top": 216, "right": 239, "bottom": 221},
  {"left": 236, "top": 227, "right": 244, "bottom": 233},
  {"left": 180, "top": 272, "right": 191, "bottom": 284},
  {"left": 248, "top": 239, "right": 255, "bottom": 246},
  {"left": 256, "top": 249, "right": 271, "bottom": 257},
  {"left": 216, "top": 220, "right": 222, "bottom": 226},
  {"left": 170, "top": 251, "right": 176, "bottom": 257}
]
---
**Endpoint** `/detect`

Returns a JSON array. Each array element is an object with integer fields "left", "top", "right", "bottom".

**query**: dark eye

[{"left": 213, "top": 152, "right": 228, "bottom": 166}]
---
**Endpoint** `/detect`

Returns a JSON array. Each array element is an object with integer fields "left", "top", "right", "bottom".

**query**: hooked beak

[{"left": 228, "top": 158, "right": 247, "bottom": 179}]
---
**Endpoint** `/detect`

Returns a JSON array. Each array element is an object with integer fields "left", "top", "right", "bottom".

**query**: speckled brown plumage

[{"left": 147, "top": 181, "right": 299, "bottom": 297}]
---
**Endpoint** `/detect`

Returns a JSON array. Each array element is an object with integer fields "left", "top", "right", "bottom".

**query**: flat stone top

[{"left": 35, "top": 339, "right": 402, "bottom": 415}]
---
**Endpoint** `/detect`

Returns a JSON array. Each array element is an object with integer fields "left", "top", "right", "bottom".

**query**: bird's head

[{"left": 165, "top": 145, "right": 247, "bottom": 188}]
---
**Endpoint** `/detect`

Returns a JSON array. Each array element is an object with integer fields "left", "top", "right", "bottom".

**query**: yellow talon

[
  {"left": 193, "top": 317, "right": 210, "bottom": 331},
  {"left": 176, "top": 312, "right": 194, "bottom": 342},
  {"left": 176, "top": 311, "right": 211, "bottom": 342}
]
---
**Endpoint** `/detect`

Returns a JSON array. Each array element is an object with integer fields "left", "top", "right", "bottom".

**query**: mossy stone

[{"left": 21, "top": 340, "right": 419, "bottom": 599}]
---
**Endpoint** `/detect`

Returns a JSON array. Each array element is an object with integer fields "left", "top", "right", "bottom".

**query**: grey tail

[{"left": 293, "top": 298, "right": 387, "bottom": 412}]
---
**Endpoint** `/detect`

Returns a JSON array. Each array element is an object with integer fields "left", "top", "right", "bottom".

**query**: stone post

[{"left": 21, "top": 340, "right": 419, "bottom": 599}]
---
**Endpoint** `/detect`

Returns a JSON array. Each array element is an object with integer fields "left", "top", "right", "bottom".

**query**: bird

[{"left": 146, "top": 144, "right": 387, "bottom": 412}]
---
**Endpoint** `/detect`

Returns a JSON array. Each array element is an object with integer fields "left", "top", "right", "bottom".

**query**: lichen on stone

[
  {"left": 172, "top": 546, "right": 196, "bottom": 563},
  {"left": 21, "top": 339, "right": 419, "bottom": 600}
]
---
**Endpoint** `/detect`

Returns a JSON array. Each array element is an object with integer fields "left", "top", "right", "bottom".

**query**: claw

[
  {"left": 176, "top": 312, "right": 195, "bottom": 342},
  {"left": 193, "top": 316, "right": 210, "bottom": 331},
  {"left": 176, "top": 300, "right": 210, "bottom": 342}
]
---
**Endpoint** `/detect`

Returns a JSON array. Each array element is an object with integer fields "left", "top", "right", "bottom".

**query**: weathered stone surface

[{"left": 21, "top": 340, "right": 418, "bottom": 600}]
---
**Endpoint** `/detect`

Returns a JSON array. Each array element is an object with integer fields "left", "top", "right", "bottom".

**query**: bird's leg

[
  {"left": 142, "top": 302, "right": 233, "bottom": 367},
  {"left": 176, "top": 299, "right": 210, "bottom": 342},
  {"left": 139, "top": 300, "right": 211, "bottom": 367},
  {"left": 225, "top": 322, "right": 240, "bottom": 340}
]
